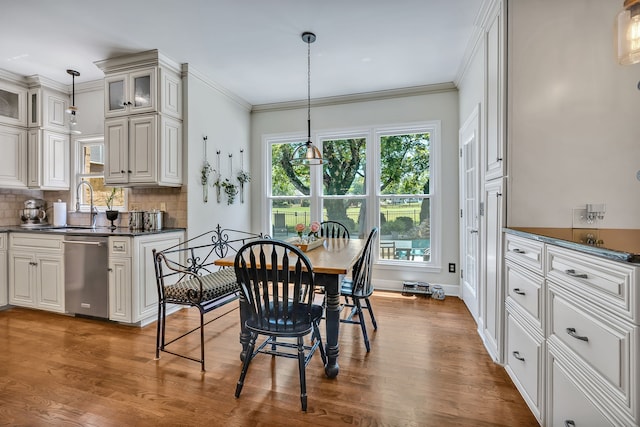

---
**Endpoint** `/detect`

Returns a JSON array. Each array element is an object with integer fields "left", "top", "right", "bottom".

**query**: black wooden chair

[
  {"left": 340, "top": 227, "right": 378, "bottom": 352},
  {"left": 234, "top": 239, "right": 326, "bottom": 411},
  {"left": 320, "top": 220, "right": 350, "bottom": 239}
]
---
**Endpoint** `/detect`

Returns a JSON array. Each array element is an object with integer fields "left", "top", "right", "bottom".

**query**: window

[
  {"left": 75, "top": 136, "right": 126, "bottom": 211},
  {"left": 265, "top": 121, "right": 439, "bottom": 267}
]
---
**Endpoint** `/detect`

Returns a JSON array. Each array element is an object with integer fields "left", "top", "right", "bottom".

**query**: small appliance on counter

[
  {"left": 144, "top": 209, "right": 164, "bottom": 230},
  {"left": 129, "top": 210, "right": 145, "bottom": 230},
  {"left": 20, "top": 199, "right": 48, "bottom": 227}
]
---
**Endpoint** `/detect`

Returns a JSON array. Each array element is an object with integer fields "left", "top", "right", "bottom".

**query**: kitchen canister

[
  {"left": 53, "top": 199, "right": 67, "bottom": 226},
  {"left": 144, "top": 210, "right": 164, "bottom": 230},
  {"left": 129, "top": 210, "right": 145, "bottom": 230}
]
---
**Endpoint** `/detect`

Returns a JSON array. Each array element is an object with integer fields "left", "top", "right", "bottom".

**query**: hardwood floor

[{"left": 0, "top": 293, "right": 538, "bottom": 426}]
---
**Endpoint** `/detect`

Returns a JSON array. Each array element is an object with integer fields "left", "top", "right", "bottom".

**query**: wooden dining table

[{"left": 214, "top": 237, "right": 364, "bottom": 378}]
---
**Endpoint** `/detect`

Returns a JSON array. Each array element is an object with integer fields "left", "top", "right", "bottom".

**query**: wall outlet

[
  {"left": 160, "top": 202, "right": 166, "bottom": 211},
  {"left": 448, "top": 263, "right": 456, "bottom": 273}
]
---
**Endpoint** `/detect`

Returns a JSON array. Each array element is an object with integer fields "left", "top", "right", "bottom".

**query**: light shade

[
  {"left": 291, "top": 141, "right": 323, "bottom": 166},
  {"left": 617, "top": 0, "right": 640, "bottom": 65}
]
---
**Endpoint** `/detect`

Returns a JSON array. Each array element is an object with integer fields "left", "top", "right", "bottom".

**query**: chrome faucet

[{"left": 76, "top": 181, "right": 97, "bottom": 227}]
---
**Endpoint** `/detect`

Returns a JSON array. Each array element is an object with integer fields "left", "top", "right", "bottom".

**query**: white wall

[
  {"left": 75, "top": 82, "right": 105, "bottom": 136},
  {"left": 184, "top": 69, "right": 252, "bottom": 239},
  {"left": 507, "top": 0, "right": 640, "bottom": 228},
  {"left": 250, "top": 91, "right": 461, "bottom": 290}
]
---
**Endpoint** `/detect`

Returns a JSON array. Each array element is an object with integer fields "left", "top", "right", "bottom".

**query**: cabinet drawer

[
  {"left": 549, "top": 286, "right": 635, "bottom": 399},
  {"left": 109, "top": 237, "right": 131, "bottom": 257},
  {"left": 504, "top": 233, "right": 544, "bottom": 274},
  {"left": 549, "top": 357, "right": 616, "bottom": 427},
  {"left": 546, "top": 245, "right": 637, "bottom": 323},
  {"left": 10, "top": 233, "right": 63, "bottom": 252},
  {"left": 505, "top": 260, "right": 543, "bottom": 328},
  {"left": 505, "top": 311, "right": 543, "bottom": 419}
]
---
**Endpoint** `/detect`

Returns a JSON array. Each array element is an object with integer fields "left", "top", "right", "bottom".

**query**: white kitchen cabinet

[
  {"left": 480, "top": 177, "right": 505, "bottom": 362},
  {"left": 0, "top": 233, "right": 7, "bottom": 307},
  {"left": 104, "top": 67, "right": 157, "bottom": 117},
  {"left": 0, "top": 81, "right": 27, "bottom": 127},
  {"left": 504, "top": 230, "right": 640, "bottom": 426},
  {"left": 27, "top": 85, "right": 69, "bottom": 132},
  {"left": 132, "top": 232, "right": 183, "bottom": 323},
  {"left": 27, "top": 129, "right": 69, "bottom": 190},
  {"left": 96, "top": 50, "right": 182, "bottom": 120},
  {"left": 108, "top": 231, "right": 184, "bottom": 324},
  {"left": 104, "top": 114, "right": 182, "bottom": 187},
  {"left": 484, "top": 1, "right": 506, "bottom": 181},
  {"left": 108, "top": 236, "right": 132, "bottom": 322},
  {"left": 0, "top": 124, "right": 27, "bottom": 188},
  {"left": 8, "top": 233, "right": 64, "bottom": 313}
]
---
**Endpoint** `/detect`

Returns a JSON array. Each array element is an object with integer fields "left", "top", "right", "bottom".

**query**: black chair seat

[{"left": 247, "top": 303, "right": 324, "bottom": 333}]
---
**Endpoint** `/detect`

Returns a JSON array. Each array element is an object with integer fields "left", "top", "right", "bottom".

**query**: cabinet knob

[
  {"left": 120, "top": 170, "right": 126, "bottom": 174},
  {"left": 127, "top": 170, "right": 132, "bottom": 174}
]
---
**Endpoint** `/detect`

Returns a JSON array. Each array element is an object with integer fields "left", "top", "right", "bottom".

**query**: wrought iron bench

[{"left": 152, "top": 224, "right": 265, "bottom": 371}]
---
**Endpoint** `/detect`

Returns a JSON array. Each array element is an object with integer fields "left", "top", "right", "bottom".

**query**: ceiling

[{"left": 1, "top": 0, "right": 484, "bottom": 106}]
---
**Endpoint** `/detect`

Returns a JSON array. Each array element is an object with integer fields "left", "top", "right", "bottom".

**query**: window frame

[
  {"left": 72, "top": 134, "right": 127, "bottom": 212},
  {"left": 262, "top": 120, "right": 441, "bottom": 272}
]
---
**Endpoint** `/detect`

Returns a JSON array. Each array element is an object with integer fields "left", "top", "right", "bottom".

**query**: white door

[{"left": 459, "top": 105, "right": 480, "bottom": 322}]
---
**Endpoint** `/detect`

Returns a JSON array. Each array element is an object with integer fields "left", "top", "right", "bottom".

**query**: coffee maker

[{"left": 20, "top": 199, "right": 48, "bottom": 227}]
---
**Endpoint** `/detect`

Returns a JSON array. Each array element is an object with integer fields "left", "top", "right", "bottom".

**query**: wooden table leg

[{"left": 316, "top": 273, "right": 341, "bottom": 378}]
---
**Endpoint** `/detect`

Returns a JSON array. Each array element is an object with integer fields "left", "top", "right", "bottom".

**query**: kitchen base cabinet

[
  {"left": 8, "top": 233, "right": 64, "bottom": 313},
  {"left": 505, "top": 306, "right": 544, "bottom": 423},
  {"left": 108, "top": 231, "right": 184, "bottom": 325},
  {"left": 504, "top": 229, "right": 640, "bottom": 427},
  {"left": 0, "top": 233, "right": 7, "bottom": 307}
]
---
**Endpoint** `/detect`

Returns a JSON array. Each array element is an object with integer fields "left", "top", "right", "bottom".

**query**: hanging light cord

[{"left": 307, "top": 38, "right": 311, "bottom": 143}]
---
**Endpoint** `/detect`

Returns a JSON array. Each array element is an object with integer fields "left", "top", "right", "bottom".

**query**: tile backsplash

[{"left": 0, "top": 187, "right": 187, "bottom": 228}]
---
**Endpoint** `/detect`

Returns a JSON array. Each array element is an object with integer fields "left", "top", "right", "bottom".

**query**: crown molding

[
  {"left": 182, "top": 64, "right": 252, "bottom": 112},
  {"left": 251, "top": 82, "right": 457, "bottom": 113}
]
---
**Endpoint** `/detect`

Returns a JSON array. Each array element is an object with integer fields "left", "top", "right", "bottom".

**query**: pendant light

[
  {"left": 291, "top": 31, "right": 323, "bottom": 165},
  {"left": 66, "top": 69, "right": 81, "bottom": 135},
  {"left": 617, "top": 0, "right": 640, "bottom": 64}
]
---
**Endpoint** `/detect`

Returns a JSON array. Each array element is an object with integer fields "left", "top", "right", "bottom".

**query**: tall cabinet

[
  {"left": 95, "top": 50, "right": 182, "bottom": 187},
  {"left": 478, "top": 0, "right": 507, "bottom": 362}
]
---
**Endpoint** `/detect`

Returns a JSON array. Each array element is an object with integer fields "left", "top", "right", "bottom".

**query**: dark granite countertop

[
  {"left": 0, "top": 225, "right": 185, "bottom": 237},
  {"left": 505, "top": 227, "right": 640, "bottom": 264}
]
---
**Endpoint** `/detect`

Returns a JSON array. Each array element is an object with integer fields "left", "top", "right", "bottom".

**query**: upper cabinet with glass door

[
  {"left": 96, "top": 50, "right": 182, "bottom": 120},
  {"left": 105, "top": 67, "right": 157, "bottom": 117},
  {"left": 0, "top": 81, "right": 27, "bottom": 127}
]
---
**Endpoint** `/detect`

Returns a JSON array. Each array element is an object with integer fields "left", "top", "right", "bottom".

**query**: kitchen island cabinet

[
  {"left": 108, "top": 230, "right": 184, "bottom": 324},
  {"left": 504, "top": 228, "right": 640, "bottom": 427}
]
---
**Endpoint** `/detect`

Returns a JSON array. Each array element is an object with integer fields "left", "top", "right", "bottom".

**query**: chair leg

[
  {"left": 155, "top": 299, "right": 164, "bottom": 360},
  {"left": 313, "top": 321, "right": 327, "bottom": 364},
  {"left": 364, "top": 297, "right": 377, "bottom": 330},
  {"left": 199, "top": 311, "right": 206, "bottom": 371},
  {"left": 235, "top": 333, "right": 257, "bottom": 398},
  {"left": 297, "top": 336, "right": 308, "bottom": 411},
  {"left": 355, "top": 298, "right": 370, "bottom": 352}
]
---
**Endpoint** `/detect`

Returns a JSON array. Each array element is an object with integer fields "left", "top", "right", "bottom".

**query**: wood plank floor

[{"left": 0, "top": 293, "right": 538, "bottom": 426}]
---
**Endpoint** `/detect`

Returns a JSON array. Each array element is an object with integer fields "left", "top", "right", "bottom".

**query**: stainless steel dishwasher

[{"left": 64, "top": 235, "right": 109, "bottom": 319}]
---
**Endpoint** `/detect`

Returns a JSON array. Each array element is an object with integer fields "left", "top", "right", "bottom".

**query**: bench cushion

[{"left": 164, "top": 268, "right": 239, "bottom": 303}]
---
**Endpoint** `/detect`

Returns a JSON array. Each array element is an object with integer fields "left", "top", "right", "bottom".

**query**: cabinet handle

[
  {"left": 497, "top": 157, "right": 503, "bottom": 162},
  {"left": 108, "top": 268, "right": 113, "bottom": 272},
  {"left": 513, "top": 288, "right": 526, "bottom": 295},
  {"left": 127, "top": 170, "right": 132, "bottom": 173},
  {"left": 470, "top": 229, "right": 478, "bottom": 234},
  {"left": 512, "top": 351, "right": 525, "bottom": 362},
  {"left": 566, "top": 327, "right": 589, "bottom": 342},
  {"left": 565, "top": 421, "right": 575, "bottom": 427},
  {"left": 512, "top": 248, "right": 525, "bottom": 254},
  {"left": 565, "top": 269, "right": 588, "bottom": 279}
]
